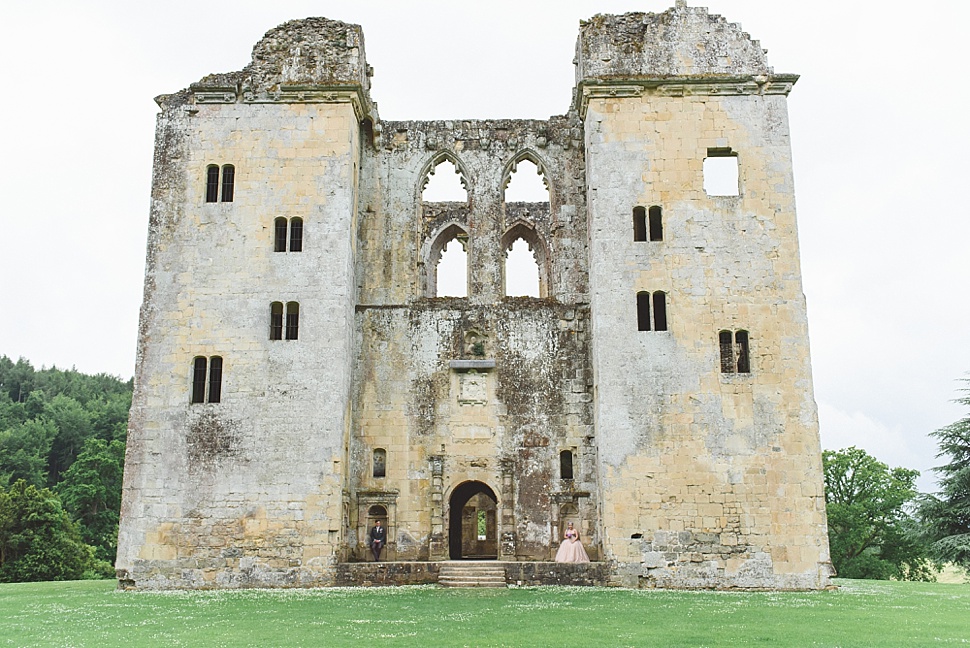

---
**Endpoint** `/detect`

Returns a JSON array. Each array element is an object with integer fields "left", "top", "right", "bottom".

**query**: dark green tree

[
  {"left": 823, "top": 446, "right": 934, "bottom": 580},
  {"left": 0, "top": 419, "right": 57, "bottom": 488},
  {"left": 919, "top": 383, "right": 970, "bottom": 569},
  {"left": 0, "top": 480, "right": 95, "bottom": 582},
  {"left": 43, "top": 394, "right": 94, "bottom": 484},
  {"left": 57, "top": 438, "right": 125, "bottom": 563}
]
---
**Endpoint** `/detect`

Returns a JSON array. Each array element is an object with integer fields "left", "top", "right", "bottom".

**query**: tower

[{"left": 580, "top": 4, "right": 831, "bottom": 588}]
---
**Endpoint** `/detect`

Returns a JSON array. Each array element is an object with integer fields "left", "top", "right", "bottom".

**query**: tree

[
  {"left": 0, "top": 480, "right": 96, "bottom": 582},
  {"left": 0, "top": 419, "right": 57, "bottom": 488},
  {"left": 822, "top": 446, "right": 934, "bottom": 580},
  {"left": 57, "top": 438, "right": 125, "bottom": 564},
  {"left": 919, "top": 383, "right": 970, "bottom": 569}
]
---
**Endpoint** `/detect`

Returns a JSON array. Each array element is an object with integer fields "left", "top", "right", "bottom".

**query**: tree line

[
  {"left": 0, "top": 356, "right": 130, "bottom": 581},
  {"left": 0, "top": 353, "right": 968, "bottom": 583}
]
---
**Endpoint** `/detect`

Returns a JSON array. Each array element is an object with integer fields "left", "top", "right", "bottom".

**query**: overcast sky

[{"left": 1, "top": 0, "right": 967, "bottom": 490}]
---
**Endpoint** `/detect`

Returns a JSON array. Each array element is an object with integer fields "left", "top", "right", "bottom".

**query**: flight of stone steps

[{"left": 438, "top": 561, "right": 508, "bottom": 588}]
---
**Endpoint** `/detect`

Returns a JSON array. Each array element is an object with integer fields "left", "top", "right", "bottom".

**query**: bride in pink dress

[{"left": 554, "top": 522, "right": 590, "bottom": 563}]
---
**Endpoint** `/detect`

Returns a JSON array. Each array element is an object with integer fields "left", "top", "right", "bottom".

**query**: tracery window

[
  {"left": 191, "top": 356, "right": 223, "bottom": 403},
  {"left": 719, "top": 329, "right": 751, "bottom": 374}
]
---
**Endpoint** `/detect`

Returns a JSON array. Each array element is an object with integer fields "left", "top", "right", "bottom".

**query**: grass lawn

[{"left": 1, "top": 579, "right": 968, "bottom": 647}]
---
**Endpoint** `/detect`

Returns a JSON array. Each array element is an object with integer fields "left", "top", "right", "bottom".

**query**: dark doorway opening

[{"left": 448, "top": 481, "right": 498, "bottom": 560}]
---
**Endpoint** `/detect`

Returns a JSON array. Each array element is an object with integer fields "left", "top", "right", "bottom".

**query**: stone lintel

[{"left": 449, "top": 359, "right": 496, "bottom": 371}]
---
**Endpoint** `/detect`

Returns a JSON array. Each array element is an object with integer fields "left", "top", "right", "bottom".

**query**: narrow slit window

[
  {"left": 373, "top": 448, "right": 386, "bottom": 478},
  {"left": 637, "top": 292, "right": 651, "bottom": 331},
  {"left": 191, "top": 357, "right": 207, "bottom": 403},
  {"left": 207, "top": 356, "right": 223, "bottom": 403},
  {"left": 648, "top": 206, "right": 663, "bottom": 241},
  {"left": 205, "top": 166, "right": 220, "bottom": 203},
  {"left": 560, "top": 450, "right": 574, "bottom": 480},
  {"left": 289, "top": 218, "right": 303, "bottom": 252},
  {"left": 719, "top": 330, "right": 735, "bottom": 373},
  {"left": 633, "top": 206, "right": 647, "bottom": 242},
  {"left": 735, "top": 330, "right": 750, "bottom": 373},
  {"left": 220, "top": 165, "right": 235, "bottom": 202},
  {"left": 285, "top": 302, "right": 299, "bottom": 340},
  {"left": 270, "top": 302, "right": 284, "bottom": 340},
  {"left": 274, "top": 218, "right": 288, "bottom": 252},
  {"left": 652, "top": 291, "right": 668, "bottom": 331}
]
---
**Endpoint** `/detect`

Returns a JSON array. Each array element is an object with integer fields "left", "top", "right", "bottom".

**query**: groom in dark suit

[{"left": 368, "top": 519, "right": 386, "bottom": 561}]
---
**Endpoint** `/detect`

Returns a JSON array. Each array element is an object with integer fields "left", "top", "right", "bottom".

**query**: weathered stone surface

[{"left": 118, "top": 3, "right": 832, "bottom": 591}]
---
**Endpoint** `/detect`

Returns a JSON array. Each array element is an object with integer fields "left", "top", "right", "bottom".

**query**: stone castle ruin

[{"left": 118, "top": 1, "right": 833, "bottom": 589}]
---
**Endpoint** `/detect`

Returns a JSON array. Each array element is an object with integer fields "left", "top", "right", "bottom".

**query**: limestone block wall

[
  {"left": 351, "top": 302, "right": 596, "bottom": 561},
  {"left": 583, "top": 87, "right": 829, "bottom": 588},
  {"left": 118, "top": 98, "right": 362, "bottom": 589}
]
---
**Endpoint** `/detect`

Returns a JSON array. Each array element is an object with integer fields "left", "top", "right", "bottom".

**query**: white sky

[{"left": 1, "top": 0, "right": 968, "bottom": 491}]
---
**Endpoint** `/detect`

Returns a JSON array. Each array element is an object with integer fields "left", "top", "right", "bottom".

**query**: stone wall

[{"left": 118, "top": 3, "right": 831, "bottom": 590}]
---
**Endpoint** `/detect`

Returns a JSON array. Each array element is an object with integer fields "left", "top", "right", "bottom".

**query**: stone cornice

[
  {"left": 576, "top": 74, "right": 799, "bottom": 118},
  {"left": 186, "top": 84, "right": 373, "bottom": 122}
]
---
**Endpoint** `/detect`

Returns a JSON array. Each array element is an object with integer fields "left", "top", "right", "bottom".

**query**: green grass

[{"left": 1, "top": 579, "right": 968, "bottom": 647}]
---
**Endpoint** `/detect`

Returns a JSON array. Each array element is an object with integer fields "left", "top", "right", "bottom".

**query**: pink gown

[{"left": 554, "top": 529, "right": 590, "bottom": 563}]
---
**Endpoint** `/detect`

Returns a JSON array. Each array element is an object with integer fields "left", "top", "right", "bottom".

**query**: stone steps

[{"left": 438, "top": 561, "right": 507, "bottom": 588}]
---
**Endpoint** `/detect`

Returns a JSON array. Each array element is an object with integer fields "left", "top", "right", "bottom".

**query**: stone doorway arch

[{"left": 448, "top": 481, "right": 498, "bottom": 560}]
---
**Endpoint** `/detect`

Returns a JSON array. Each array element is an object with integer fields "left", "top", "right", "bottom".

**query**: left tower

[{"left": 117, "top": 18, "right": 374, "bottom": 588}]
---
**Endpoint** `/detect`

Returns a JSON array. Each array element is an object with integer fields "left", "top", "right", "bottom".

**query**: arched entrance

[{"left": 448, "top": 481, "right": 498, "bottom": 560}]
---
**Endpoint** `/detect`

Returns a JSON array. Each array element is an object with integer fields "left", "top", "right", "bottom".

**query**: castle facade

[{"left": 117, "top": 2, "right": 832, "bottom": 589}]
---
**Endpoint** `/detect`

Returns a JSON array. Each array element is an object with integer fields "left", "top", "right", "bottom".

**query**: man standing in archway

[{"left": 369, "top": 519, "right": 386, "bottom": 562}]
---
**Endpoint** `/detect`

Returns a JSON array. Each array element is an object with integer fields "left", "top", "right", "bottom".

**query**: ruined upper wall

[
  {"left": 576, "top": 2, "right": 772, "bottom": 83},
  {"left": 157, "top": 17, "right": 373, "bottom": 111}
]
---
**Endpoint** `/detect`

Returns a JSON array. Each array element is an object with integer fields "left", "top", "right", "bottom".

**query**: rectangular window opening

[{"left": 703, "top": 148, "right": 740, "bottom": 197}]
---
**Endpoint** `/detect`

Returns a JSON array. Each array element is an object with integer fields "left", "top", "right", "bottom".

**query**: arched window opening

[
  {"left": 633, "top": 206, "right": 647, "bottom": 242},
  {"left": 504, "top": 159, "right": 549, "bottom": 202},
  {"left": 505, "top": 238, "right": 540, "bottom": 297},
  {"left": 285, "top": 302, "right": 299, "bottom": 340},
  {"left": 648, "top": 206, "right": 663, "bottom": 241},
  {"left": 437, "top": 240, "right": 467, "bottom": 297},
  {"left": 373, "top": 448, "right": 386, "bottom": 478},
  {"left": 270, "top": 302, "right": 284, "bottom": 340},
  {"left": 191, "top": 356, "right": 223, "bottom": 403},
  {"left": 205, "top": 166, "right": 220, "bottom": 203},
  {"left": 704, "top": 147, "right": 740, "bottom": 196},
  {"left": 368, "top": 505, "right": 387, "bottom": 517},
  {"left": 421, "top": 159, "right": 467, "bottom": 202},
  {"left": 653, "top": 291, "right": 668, "bottom": 331},
  {"left": 637, "top": 292, "right": 651, "bottom": 332},
  {"left": 208, "top": 356, "right": 223, "bottom": 403},
  {"left": 220, "top": 165, "right": 235, "bottom": 202},
  {"left": 735, "top": 330, "right": 750, "bottom": 373},
  {"left": 289, "top": 218, "right": 303, "bottom": 252},
  {"left": 191, "top": 357, "right": 208, "bottom": 403},
  {"left": 719, "top": 329, "right": 752, "bottom": 374},
  {"left": 274, "top": 218, "right": 288, "bottom": 252},
  {"left": 719, "top": 330, "right": 734, "bottom": 373},
  {"left": 560, "top": 450, "right": 574, "bottom": 480}
]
